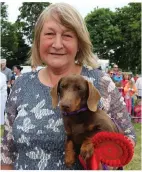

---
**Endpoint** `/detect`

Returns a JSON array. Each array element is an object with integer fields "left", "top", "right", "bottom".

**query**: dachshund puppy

[{"left": 51, "top": 74, "right": 119, "bottom": 167}]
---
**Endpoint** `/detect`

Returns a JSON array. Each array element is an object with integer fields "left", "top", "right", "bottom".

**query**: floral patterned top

[{"left": 1, "top": 66, "right": 136, "bottom": 170}]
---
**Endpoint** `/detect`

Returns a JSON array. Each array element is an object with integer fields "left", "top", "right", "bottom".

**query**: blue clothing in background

[{"left": 113, "top": 75, "right": 123, "bottom": 82}]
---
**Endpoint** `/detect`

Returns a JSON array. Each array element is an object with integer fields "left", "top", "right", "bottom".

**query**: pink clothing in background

[{"left": 125, "top": 98, "right": 132, "bottom": 114}]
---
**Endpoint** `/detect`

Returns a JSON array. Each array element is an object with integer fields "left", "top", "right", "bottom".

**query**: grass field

[
  {"left": 0, "top": 125, "right": 4, "bottom": 138},
  {"left": 0, "top": 123, "right": 141, "bottom": 170},
  {"left": 124, "top": 123, "right": 141, "bottom": 170}
]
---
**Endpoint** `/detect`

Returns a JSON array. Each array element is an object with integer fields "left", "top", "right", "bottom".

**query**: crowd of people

[
  {"left": 0, "top": 59, "right": 38, "bottom": 92},
  {"left": 0, "top": 59, "right": 38, "bottom": 126},
  {"left": 108, "top": 64, "right": 142, "bottom": 123}
]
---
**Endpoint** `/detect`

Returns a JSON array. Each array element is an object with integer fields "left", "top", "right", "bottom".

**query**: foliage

[
  {"left": 114, "top": 3, "right": 141, "bottom": 73},
  {"left": 16, "top": 2, "right": 51, "bottom": 45},
  {"left": 1, "top": 2, "right": 51, "bottom": 68},
  {"left": 85, "top": 8, "right": 120, "bottom": 61},
  {"left": 85, "top": 3, "right": 141, "bottom": 73},
  {"left": 1, "top": 2, "right": 141, "bottom": 72},
  {"left": 1, "top": 2, "right": 18, "bottom": 65},
  {"left": 1, "top": 2, "right": 8, "bottom": 20}
]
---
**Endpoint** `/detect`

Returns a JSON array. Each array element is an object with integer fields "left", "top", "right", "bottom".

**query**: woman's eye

[
  {"left": 63, "top": 34, "right": 72, "bottom": 38},
  {"left": 45, "top": 33, "right": 54, "bottom": 36}
]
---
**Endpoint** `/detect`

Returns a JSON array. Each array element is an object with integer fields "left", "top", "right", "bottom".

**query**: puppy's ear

[
  {"left": 87, "top": 81, "right": 101, "bottom": 112},
  {"left": 50, "top": 79, "right": 61, "bottom": 108}
]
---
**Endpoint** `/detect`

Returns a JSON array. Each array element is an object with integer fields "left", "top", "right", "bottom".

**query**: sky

[{"left": 3, "top": 0, "right": 141, "bottom": 23}]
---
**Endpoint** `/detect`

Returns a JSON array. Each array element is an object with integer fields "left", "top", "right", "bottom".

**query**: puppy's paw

[
  {"left": 80, "top": 143, "right": 94, "bottom": 160},
  {"left": 65, "top": 151, "right": 76, "bottom": 167}
]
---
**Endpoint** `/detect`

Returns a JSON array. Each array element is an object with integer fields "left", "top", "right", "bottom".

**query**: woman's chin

[{"left": 48, "top": 61, "right": 68, "bottom": 69}]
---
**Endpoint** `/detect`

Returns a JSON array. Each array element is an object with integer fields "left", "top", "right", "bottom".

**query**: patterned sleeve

[
  {"left": 1, "top": 78, "right": 21, "bottom": 165},
  {"left": 99, "top": 73, "right": 136, "bottom": 143}
]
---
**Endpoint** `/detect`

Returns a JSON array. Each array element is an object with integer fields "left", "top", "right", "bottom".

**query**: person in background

[
  {"left": 128, "top": 73, "right": 135, "bottom": 83},
  {"left": 112, "top": 64, "right": 119, "bottom": 76},
  {"left": 134, "top": 76, "right": 142, "bottom": 123},
  {"left": 0, "top": 59, "right": 12, "bottom": 95},
  {"left": 113, "top": 68, "right": 123, "bottom": 83},
  {"left": 124, "top": 80, "right": 137, "bottom": 115},
  {"left": 107, "top": 69, "right": 114, "bottom": 79},
  {"left": 121, "top": 73, "right": 129, "bottom": 97},
  {"left": 1, "top": 2, "right": 136, "bottom": 170},
  {"left": 135, "top": 76, "right": 142, "bottom": 99},
  {"left": 10, "top": 71, "right": 16, "bottom": 87},
  {"left": 0, "top": 72, "right": 7, "bottom": 125},
  {"left": 134, "top": 74, "right": 139, "bottom": 82},
  {"left": 115, "top": 81, "right": 123, "bottom": 96},
  {"left": 10, "top": 66, "right": 23, "bottom": 87},
  {"left": 13, "top": 65, "right": 23, "bottom": 80},
  {"left": 128, "top": 73, "right": 137, "bottom": 115},
  {"left": 134, "top": 98, "right": 142, "bottom": 123}
]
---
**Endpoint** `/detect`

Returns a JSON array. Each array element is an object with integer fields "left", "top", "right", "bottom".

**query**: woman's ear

[
  {"left": 50, "top": 79, "right": 61, "bottom": 108},
  {"left": 87, "top": 81, "right": 101, "bottom": 112}
]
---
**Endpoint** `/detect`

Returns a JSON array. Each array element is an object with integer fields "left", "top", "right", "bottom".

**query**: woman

[
  {"left": 121, "top": 73, "right": 129, "bottom": 97},
  {"left": 124, "top": 80, "right": 137, "bottom": 115},
  {"left": 13, "top": 65, "right": 23, "bottom": 80},
  {"left": 10, "top": 66, "right": 23, "bottom": 87},
  {"left": 1, "top": 3, "right": 136, "bottom": 170},
  {"left": 0, "top": 72, "right": 7, "bottom": 125}
]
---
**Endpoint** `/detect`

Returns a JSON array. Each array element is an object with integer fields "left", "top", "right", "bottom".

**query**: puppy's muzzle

[{"left": 60, "top": 102, "right": 71, "bottom": 112}]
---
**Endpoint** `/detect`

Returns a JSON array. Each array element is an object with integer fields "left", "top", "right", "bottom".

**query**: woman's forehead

[
  {"left": 44, "top": 13, "right": 75, "bottom": 29},
  {"left": 42, "top": 17, "right": 75, "bottom": 33}
]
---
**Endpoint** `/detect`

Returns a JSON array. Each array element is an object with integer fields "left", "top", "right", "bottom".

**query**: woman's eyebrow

[
  {"left": 44, "top": 27, "right": 74, "bottom": 34},
  {"left": 45, "top": 27, "right": 54, "bottom": 31},
  {"left": 63, "top": 29, "right": 72, "bottom": 32}
]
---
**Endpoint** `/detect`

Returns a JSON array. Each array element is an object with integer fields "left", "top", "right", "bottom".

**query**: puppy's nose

[{"left": 62, "top": 104, "right": 70, "bottom": 110}]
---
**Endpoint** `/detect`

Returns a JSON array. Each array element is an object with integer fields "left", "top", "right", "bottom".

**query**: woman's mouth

[{"left": 50, "top": 53, "right": 66, "bottom": 55}]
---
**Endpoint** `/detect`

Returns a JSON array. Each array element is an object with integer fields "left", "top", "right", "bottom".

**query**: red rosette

[
  {"left": 79, "top": 153, "right": 99, "bottom": 170},
  {"left": 79, "top": 131, "right": 134, "bottom": 169}
]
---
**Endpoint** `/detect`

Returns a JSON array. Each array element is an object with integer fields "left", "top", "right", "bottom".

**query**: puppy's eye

[
  {"left": 60, "top": 84, "right": 67, "bottom": 89},
  {"left": 76, "top": 86, "right": 82, "bottom": 90}
]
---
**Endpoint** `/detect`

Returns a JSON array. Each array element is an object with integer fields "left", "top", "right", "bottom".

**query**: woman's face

[
  {"left": 124, "top": 74, "right": 129, "bottom": 80},
  {"left": 13, "top": 67, "right": 18, "bottom": 74},
  {"left": 39, "top": 16, "right": 79, "bottom": 69}
]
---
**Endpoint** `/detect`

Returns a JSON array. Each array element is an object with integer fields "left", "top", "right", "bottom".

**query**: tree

[
  {"left": 85, "top": 3, "right": 141, "bottom": 73},
  {"left": 9, "top": 29, "right": 30, "bottom": 67},
  {"left": 1, "top": 2, "right": 7, "bottom": 20},
  {"left": 114, "top": 3, "right": 141, "bottom": 73},
  {"left": 1, "top": 2, "right": 18, "bottom": 67},
  {"left": 16, "top": 2, "right": 51, "bottom": 45},
  {"left": 85, "top": 8, "right": 121, "bottom": 62}
]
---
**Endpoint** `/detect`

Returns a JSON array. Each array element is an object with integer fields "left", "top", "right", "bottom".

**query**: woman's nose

[{"left": 52, "top": 35, "right": 63, "bottom": 49}]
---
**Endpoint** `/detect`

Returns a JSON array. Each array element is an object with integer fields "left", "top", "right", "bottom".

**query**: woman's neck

[
  {"left": 38, "top": 64, "right": 82, "bottom": 87},
  {"left": 16, "top": 72, "right": 21, "bottom": 76}
]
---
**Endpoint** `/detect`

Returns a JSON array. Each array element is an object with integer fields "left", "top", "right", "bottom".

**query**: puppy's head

[{"left": 50, "top": 75, "right": 101, "bottom": 113}]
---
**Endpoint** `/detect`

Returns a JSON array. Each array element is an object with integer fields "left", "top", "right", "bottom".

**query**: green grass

[
  {"left": 124, "top": 123, "right": 141, "bottom": 170},
  {"left": 0, "top": 123, "right": 141, "bottom": 170},
  {"left": 0, "top": 125, "right": 4, "bottom": 138}
]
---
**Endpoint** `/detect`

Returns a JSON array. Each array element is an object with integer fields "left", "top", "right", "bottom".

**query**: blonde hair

[
  {"left": 29, "top": 2, "right": 99, "bottom": 69},
  {"left": 128, "top": 79, "right": 135, "bottom": 88}
]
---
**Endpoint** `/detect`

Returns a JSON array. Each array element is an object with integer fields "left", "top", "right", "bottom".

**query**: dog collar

[{"left": 63, "top": 107, "right": 88, "bottom": 116}]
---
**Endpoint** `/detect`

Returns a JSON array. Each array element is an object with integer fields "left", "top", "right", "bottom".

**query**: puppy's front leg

[
  {"left": 65, "top": 136, "right": 76, "bottom": 167},
  {"left": 80, "top": 138, "right": 94, "bottom": 160}
]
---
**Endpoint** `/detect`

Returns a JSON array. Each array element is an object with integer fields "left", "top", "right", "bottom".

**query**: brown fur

[{"left": 51, "top": 74, "right": 119, "bottom": 167}]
